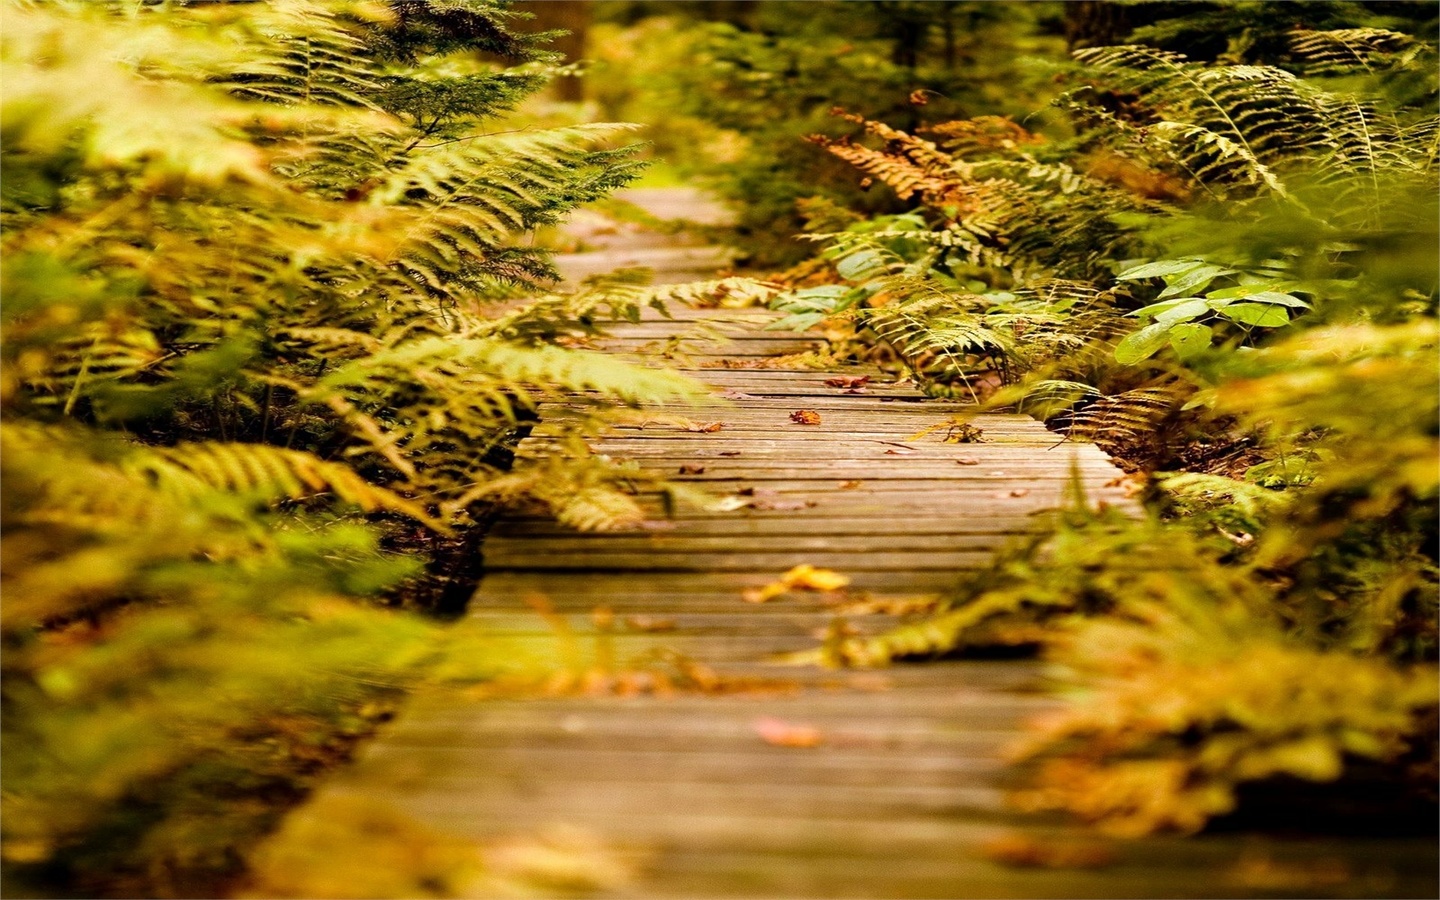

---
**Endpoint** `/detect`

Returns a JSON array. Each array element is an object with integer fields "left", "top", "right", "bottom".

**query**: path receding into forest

[{"left": 264, "top": 190, "right": 1439, "bottom": 899}]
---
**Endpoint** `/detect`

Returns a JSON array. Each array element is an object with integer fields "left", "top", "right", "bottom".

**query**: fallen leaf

[
  {"left": 834, "top": 595, "right": 941, "bottom": 616},
  {"left": 1228, "top": 850, "right": 1351, "bottom": 891},
  {"left": 823, "top": 375, "right": 871, "bottom": 388},
  {"left": 751, "top": 498, "right": 815, "bottom": 511},
  {"left": 677, "top": 464, "right": 706, "bottom": 475},
  {"left": 736, "top": 487, "right": 778, "bottom": 497},
  {"left": 624, "top": 616, "right": 677, "bottom": 632},
  {"left": 1010, "top": 488, "right": 1030, "bottom": 498},
  {"left": 752, "top": 716, "right": 824, "bottom": 748},
  {"left": 743, "top": 564, "right": 851, "bottom": 603},
  {"left": 790, "top": 409, "right": 822, "bottom": 425},
  {"left": 846, "top": 673, "right": 895, "bottom": 692},
  {"left": 742, "top": 586, "right": 780, "bottom": 604},
  {"left": 838, "top": 480, "right": 863, "bottom": 489},
  {"left": 955, "top": 457, "right": 980, "bottom": 466},
  {"left": 981, "top": 833, "right": 1117, "bottom": 870},
  {"left": 884, "top": 448, "right": 915, "bottom": 456},
  {"left": 719, "top": 450, "right": 742, "bottom": 457},
  {"left": 944, "top": 423, "right": 986, "bottom": 443},
  {"left": 687, "top": 422, "right": 724, "bottom": 433}
]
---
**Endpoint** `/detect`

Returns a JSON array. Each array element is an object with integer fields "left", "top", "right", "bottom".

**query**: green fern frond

[
  {"left": 1066, "top": 386, "right": 1186, "bottom": 449},
  {"left": 1288, "top": 28, "right": 1422, "bottom": 73},
  {"left": 126, "top": 442, "right": 439, "bottom": 525}
]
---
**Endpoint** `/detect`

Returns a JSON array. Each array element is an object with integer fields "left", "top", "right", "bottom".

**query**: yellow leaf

[{"left": 741, "top": 564, "right": 851, "bottom": 603}]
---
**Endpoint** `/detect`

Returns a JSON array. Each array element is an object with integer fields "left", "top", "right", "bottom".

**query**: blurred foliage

[
  {"left": 776, "top": 6, "right": 1439, "bottom": 834},
  {"left": 0, "top": 0, "right": 732, "bottom": 894},
  {"left": 585, "top": 1, "right": 1068, "bottom": 264}
]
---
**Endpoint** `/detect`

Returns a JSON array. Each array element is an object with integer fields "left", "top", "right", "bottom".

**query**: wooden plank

[
  {"left": 267, "top": 291, "right": 1433, "bottom": 900},
  {"left": 482, "top": 533, "right": 1030, "bottom": 554},
  {"left": 482, "top": 549, "right": 998, "bottom": 571},
  {"left": 494, "top": 517, "right": 1048, "bottom": 537},
  {"left": 474, "top": 571, "right": 970, "bottom": 594}
]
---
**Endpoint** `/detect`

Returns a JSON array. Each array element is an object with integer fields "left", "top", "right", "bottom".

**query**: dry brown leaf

[
  {"left": 944, "top": 423, "right": 986, "bottom": 443},
  {"left": 752, "top": 716, "right": 824, "bottom": 748},
  {"left": 846, "top": 673, "right": 895, "bottom": 692},
  {"left": 752, "top": 498, "right": 815, "bottom": 511},
  {"left": 687, "top": 421, "right": 724, "bottom": 433},
  {"left": 719, "top": 450, "right": 742, "bottom": 457},
  {"left": 624, "top": 616, "right": 677, "bottom": 632},
  {"left": 955, "top": 457, "right": 980, "bottom": 466},
  {"left": 824, "top": 375, "right": 871, "bottom": 390},
  {"left": 790, "top": 409, "right": 822, "bottom": 425},
  {"left": 981, "top": 833, "right": 1117, "bottom": 870},
  {"left": 838, "top": 479, "right": 863, "bottom": 489},
  {"left": 677, "top": 464, "right": 706, "bottom": 475},
  {"left": 742, "top": 564, "right": 850, "bottom": 603}
]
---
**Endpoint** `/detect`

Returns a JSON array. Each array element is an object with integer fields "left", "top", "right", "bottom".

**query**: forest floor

[{"left": 254, "top": 190, "right": 1440, "bottom": 899}]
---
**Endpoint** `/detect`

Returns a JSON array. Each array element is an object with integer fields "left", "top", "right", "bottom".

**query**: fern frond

[
  {"left": 1066, "top": 386, "right": 1186, "bottom": 450},
  {"left": 126, "top": 442, "right": 439, "bottom": 525},
  {"left": 1289, "top": 28, "right": 1421, "bottom": 73},
  {"left": 454, "top": 454, "right": 652, "bottom": 531}
]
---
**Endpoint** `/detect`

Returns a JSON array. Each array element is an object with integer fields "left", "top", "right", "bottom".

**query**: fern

[{"left": 0, "top": 2, "right": 705, "bottom": 889}]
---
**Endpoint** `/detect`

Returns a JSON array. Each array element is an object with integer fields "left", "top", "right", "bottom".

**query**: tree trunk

[
  {"left": 1063, "top": 1, "right": 1132, "bottom": 51},
  {"left": 517, "top": 0, "right": 590, "bottom": 102}
]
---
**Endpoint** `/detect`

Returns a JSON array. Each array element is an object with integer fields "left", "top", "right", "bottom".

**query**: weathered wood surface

[{"left": 271, "top": 198, "right": 1438, "bottom": 899}]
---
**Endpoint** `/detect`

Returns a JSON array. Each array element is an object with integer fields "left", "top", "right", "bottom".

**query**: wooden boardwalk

[
  {"left": 269, "top": 310, "right": 1438, "bottom": 899},
  {"left": 262, "top": 195, "right": 1438, "bottom": 898}
]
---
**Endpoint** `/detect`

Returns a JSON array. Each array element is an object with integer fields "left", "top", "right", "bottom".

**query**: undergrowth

[
  {"left": 0, "top": 1, "right": 760, "bottom": 894},
  {"left": 772, "top": 19, "right": 1439, "bottom": 834}
]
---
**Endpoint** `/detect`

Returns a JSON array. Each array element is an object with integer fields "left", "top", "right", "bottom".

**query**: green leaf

[
  {"left": 1205, "top": 283, "right": 1309, "bottom": 306},
  {"left": 1222, "top": 303, "right": 1291, "bottom": 327},
  {"left": 766, "top": 311, "right": 827, "bottom": 331},
  {"left": 772, "top": 284, "right": 849, "bottom": 313},
  {"left": 1243, "top": 290, "right": 1310, "bottom": 308},
  {"left": 1115, "top": 322, "right": 1172, "bottom": 364},
  {"left": 1158, "top": 264, "right": 1232, "bottom": 299},
  {"left": 1129, "top": 297, "right": 1198, "bottom": 319},
  {"left": 1154, "top": 298, "right": 1211, "bottom": 325},
  {"left": 836, "top": 250, "right": 885, "bottom": 281},
  {"left": 1206, "top": 280, "right": 1288, "bottom": 299},
  {"left": 1168, "top": 322, "right": 1212, "bottom": 359},
  {"left": 1116, "top": 259, "right": 1206, "bottom": 281}
]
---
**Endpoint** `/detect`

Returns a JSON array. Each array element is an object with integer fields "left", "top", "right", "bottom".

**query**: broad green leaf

[
  {"left": 1244, "top": 290, "right": 1310, "bottom": 308},
  {"left": 1116, "top": 258, "right": 1205, "bottom": 281},
  {"left": 1206, "top": 280, "right": 1289, "bottom": 299},
  {"left": 836, "top": 250, "right": 885, "bottom": 281},
  {"left": 1168, "top": 322, "right": 1212, "bottom": 359},
  {"left": 1158, "top": 264, "right": 1233, "bottom": 299},
  {"left": 1154, "top": 298, "right": 1211, "bottom": 325},
  {"left": 766, "top": 311, "right": 827, "bottom": 331},
  {"left": 1205, "top": 283, "right": 1308, "bottom": 305},
  {"left": 1222, "top": 303, "right": 1290, "bottom": 327},
  {"left": 772, "top": 284, "right": 849, "bottom": 313},
  {"left": 1129, "top": 297, "right": 1198, "bottom": 318},
  {"left": 1114, "top": 322, "right": 1172, "bottom": 364}
]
